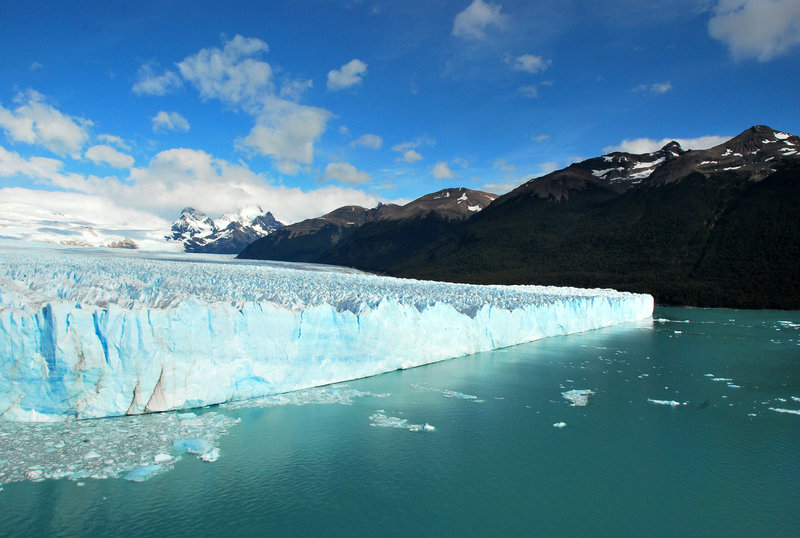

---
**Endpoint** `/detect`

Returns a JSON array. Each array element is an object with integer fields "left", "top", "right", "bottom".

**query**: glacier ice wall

[{"left": 0, "top": 245, "right": 653, "bottom": 422}]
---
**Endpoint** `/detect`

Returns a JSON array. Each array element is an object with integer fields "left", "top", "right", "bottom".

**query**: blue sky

[{"left": 1, "top": 0, "right": 799, "bottom": 245}]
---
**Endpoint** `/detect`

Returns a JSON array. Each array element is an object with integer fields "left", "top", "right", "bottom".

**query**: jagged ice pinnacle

[{"left": 0, "top": 245, "right": 653, "bottom": 422}]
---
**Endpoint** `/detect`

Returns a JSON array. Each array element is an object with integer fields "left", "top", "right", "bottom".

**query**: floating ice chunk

[
  {"left": 727, "top": 384, "right": 741, "bottom": 389},
  {"left": 84, "top": 451, "right": 101, "bottom": 460},
  {"left": 154, "top": 453, "right": 172, "bottom": 464},
  {"left": 123, "top": 464, "right": 163, "bottom": 482},
  {"left": 411, "top": 384, "right": 482, "bottom": 402},
  {"left": 173, "top": 439, "right": 212, "bottom": 455},
  {"left": 647, "top": 398, "right": 682, "bottom": 407},
  {"left": 200, "top": 448, "right": 220, "bottom": 462},
  {"left": 553, "top": 422, "right": 567, "bottom": 428},
  {"left": 369, "top": 411, "right": 434, "bottom": 432},
  {"left": 562, "top": 389, "right": 595, "bottom": 407},
  {"left": 769, "top": 407, "right": 800, "bottom": 416},
  {"left": 711, "top": 378, "right": 733, "bottom": 382}
]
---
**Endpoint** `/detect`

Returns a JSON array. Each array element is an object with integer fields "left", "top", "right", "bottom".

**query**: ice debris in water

[
  {"left": 553, "top": 422, "right": 567, "bottom": 428},
  {"left": 410, "top": 384, "right": 483, "bottom": 402},
  {"left": 369, "top": 411, "right": 435, "bottom": 432},
  {"left": 647, "top": 399, "right": 683, "bottom": 407},
  {"left": 561, "top": 389, "right": 595, "bottom": 407},
  {"left": 769, "top": 407, "right": 800, "bottom": 416},
  {"left": 0, "top": 410, "right": 235, "bottom": 485},
  {"left": 224, "top": 385, "right": 390, "bottom": 409},
  {"left": 0, "top": 245, "right": 653, "bottom": 422}
]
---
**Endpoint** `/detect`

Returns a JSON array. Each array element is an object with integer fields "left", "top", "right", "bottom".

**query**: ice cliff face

[{"left": 0, "top": 245, "right": 653, "bottom": 422}]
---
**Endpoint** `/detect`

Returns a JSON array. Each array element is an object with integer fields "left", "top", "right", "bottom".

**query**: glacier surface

[{"left": 0, "top": 244, "right": 653, "bottom": 422}]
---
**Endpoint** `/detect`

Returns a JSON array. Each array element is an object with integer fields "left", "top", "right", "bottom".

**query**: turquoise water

[{"left": 1, "top": 307, "right": 798, "bottom": 536}]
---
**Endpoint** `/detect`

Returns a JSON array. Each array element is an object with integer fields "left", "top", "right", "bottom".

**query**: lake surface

[{"left": 1, "top": 307, "right": 798, "bottom": 536}]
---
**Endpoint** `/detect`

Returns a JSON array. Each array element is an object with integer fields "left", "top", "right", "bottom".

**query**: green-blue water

[{"left": 1, "top": 307, "right": 798, "bottom": 536}]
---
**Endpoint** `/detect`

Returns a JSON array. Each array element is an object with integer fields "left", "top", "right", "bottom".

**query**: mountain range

[
  {"left": 238, "top": 125, "right": 800, "bottom": 309},
  {"left": 238, "top": 188, "right": 497, "bottom": 263},
  {"left": 168, "top": 206, "right": 283, "bottom": 254}
]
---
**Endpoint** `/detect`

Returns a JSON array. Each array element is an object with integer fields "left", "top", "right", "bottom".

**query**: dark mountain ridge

[{"left": 237, "top": 188, "right": 497, "bottom": 263}]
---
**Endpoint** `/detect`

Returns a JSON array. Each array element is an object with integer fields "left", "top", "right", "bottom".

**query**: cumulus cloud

[
  {"left": 453, "top": 0, "right": 508, "bottom": 40},
  {"left": 172, "top": 35, "right": 332, "bottom": 174},
  {"left": 152, "top": 111, "right": 191, "bottom": 133},
  {"left": 322, "top": 161, "right": 373, "bottom": 185},
  {"left": 432, "top": 162, "right": 455, "bottom": 179},
  {"left": 327, "top": 59, "right": 368, "bottom": 91},
  {"left": 708, "top": 0, "right": 800, "bottom": 61},
  {"left": 240, "top": 97, "right": 333, "bottom": 174},
  {"left": 507, "top": 54, "right": 551, "bottom": 73},
  {"left": 85, "top": 144, "right": 135, "bottom": 168},
  {"left": 391, "top": 137, "right": 434, "bottom": 163},
  {"left": 518, "top": 85, "right": 539, "bottom": 98},
  {"left": 132, "top": 64, "right": 182, "bottom": 96},
  {"left": 351, "top": 133, "right": 383, "bottom": 149},
  {"left": 398, "top": 149, "right": 423, "bottom": 163},
  {"left": 97, "top": 134, "right": 131, "bottom": 151},
  {"left": 633, "top": 82, "right": 673, "bottom": 94},
  {"left": 0, "top": 90, "right": 90, "bottom": 156},
  {"left": 603, "top": 135, "right": 731, "bottom": 154},
  {"left": 177, "top": 35, "right": 273, "bottom": 109}
]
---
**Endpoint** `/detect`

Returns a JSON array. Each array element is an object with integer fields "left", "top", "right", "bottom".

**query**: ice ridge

[{"left": 0, "top": 245, "right": 654, "bottom": 422}]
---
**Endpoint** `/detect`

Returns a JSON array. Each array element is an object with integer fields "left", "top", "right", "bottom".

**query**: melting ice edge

[{"left": 0, "top": 245, "right": 653, "bottom": 422}]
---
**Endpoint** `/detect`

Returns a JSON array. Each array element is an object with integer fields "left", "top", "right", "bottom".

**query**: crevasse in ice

[{"left": 0, "top": 245, "right": 653, "bottom": 421}]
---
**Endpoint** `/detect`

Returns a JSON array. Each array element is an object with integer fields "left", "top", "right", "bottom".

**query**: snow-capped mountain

[
  {"left": 167, "top": 206, "right": 283, "bottom": 254},
  {"left": 506, "top": 125, "right": 800, "bottom": 202}
]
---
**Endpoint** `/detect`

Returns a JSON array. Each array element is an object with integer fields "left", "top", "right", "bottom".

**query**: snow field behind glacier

[{"left": 0, "top": 245, "right": 654, "bottom": 421}]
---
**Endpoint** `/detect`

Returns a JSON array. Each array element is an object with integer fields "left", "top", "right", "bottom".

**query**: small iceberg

[{"left": 123, "top": 464, "right": 163, "bottom": 482}]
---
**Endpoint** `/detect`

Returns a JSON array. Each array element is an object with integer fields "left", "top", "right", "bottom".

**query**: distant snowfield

[{"left": 0, "top": 243, "right": 654, "bottom": 422}]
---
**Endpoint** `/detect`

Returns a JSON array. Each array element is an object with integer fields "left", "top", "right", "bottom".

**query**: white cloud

[
  {"left": 97, "top": 134, "right": 131, "bottom": 151},
  {"left": 322, "top": 161, "right": 373, "bottom": 185},
  {"left": 351, "top": 133, "right": 383, "bottom": 149},
  {"left": 152, "top": 111, "right": 191, "bottom": 133},
  {"left": 391, "top": 136, "right": 434, "bottom": 163},
  {"left": 453, "top": 0, "right": 508, "bottom": 40},
  {"left": 603, "top": 135, "right": 731, "bottom": 154},
  {"left": 518, "top": 85, "right": 539, "bottom": 98},
  {"left": 85, "top": 144, "right": 135, "bottom": 168},
  {"left": 538, "top": 161, "right": 560, "bottom": 175},
  {"left": 0, "top": 144, "right": 80, "bottom": 186},
  {"left": 493, "top": 159, "right": 516, "bottom": 178},
  {"left": 432, "top": 161, "right": 455, "bottom": 179},
  {"left": 0, "top": 90, "right": 90, "bottom": 156},
  {"left": 30, "top": 62, "right": 43, "bottom": 71},
  {"left": 532, "top": 134, "right": 550, "bottom": 142},
  {"left": 279, "top": 78, "right": 314, "bottom": 101},
  {"left": 327, "top": 59, "right": 368, "bottom": 91},
  {"left": 132, "top": 64, "right": 182, "bottom": 96},
  {"left": 399, "top": 149, "right": 423, "bottom": 163},
  {"left": 481, "top": 182, "right": 518, "bottom": 194},
  {"left": 508, "top": 54, "right": 551, "bottom": 73},
  {"left": 708, "top": 0, "right": 800, "bottom": 61},
  {"left": 633, "top": 82, "right": 673, "bottom": 94},
  {"left": 177, "top": 34, "right": 273, "bottom": 109},
  {"left": 175, "top": 35, "right": 332, "bottom": 174},
  {"left": 240, "top": 97, "right": 333, "bottom": 174}
]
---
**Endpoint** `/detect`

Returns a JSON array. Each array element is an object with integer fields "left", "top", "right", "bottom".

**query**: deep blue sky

[{"left": 1, "top": 0, "right": 799, "bottom": 245}]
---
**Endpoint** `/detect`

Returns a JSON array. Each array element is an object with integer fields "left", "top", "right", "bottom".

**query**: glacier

[{"left": 0, "top": 244, "right": 653, "bottom": 422}]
